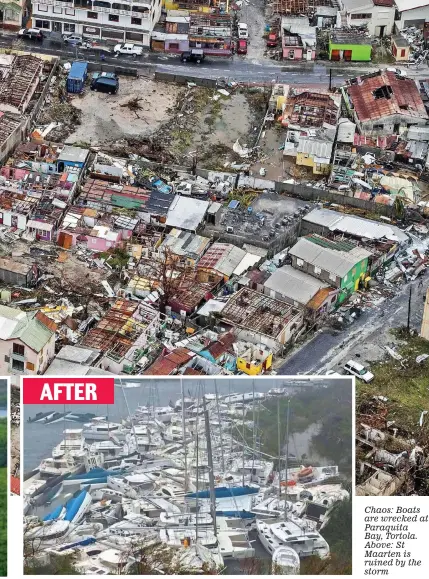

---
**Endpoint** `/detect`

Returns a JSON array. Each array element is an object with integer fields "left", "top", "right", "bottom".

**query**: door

[
  {"left": 344, "top": 50, "right": 352, "bottom": 61},
  {"left": 52, "top": 22, "right": 62, "bottom": 33}
]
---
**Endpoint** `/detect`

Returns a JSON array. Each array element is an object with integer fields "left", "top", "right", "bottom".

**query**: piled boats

[{"left": 24, "top": 390, "right": 349, "bottom": 575}]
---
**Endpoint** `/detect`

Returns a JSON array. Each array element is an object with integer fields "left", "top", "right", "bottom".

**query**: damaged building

[{"left": 342, "top": 69, "right": 429, "bottom": 135}]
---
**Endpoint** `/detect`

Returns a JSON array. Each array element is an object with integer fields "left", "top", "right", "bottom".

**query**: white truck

[{"left": 114, "top": 43, "right": 143, "bottom": 57}]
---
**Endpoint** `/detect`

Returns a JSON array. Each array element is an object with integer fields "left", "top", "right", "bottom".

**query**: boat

[
  {"left": 83, "top": 418, "right": 124, "bottom": 441},
  {"left": 256, "top": 519, "right": 330, "bottom": 559},
  {"left": 25, "top": 519, "right": 70, "bottom": 542},
  {"left": 52, "top": 429, "right": 86, "bottom": 459},
  {"left": 107, "top": 476, "right": 138, "bottom": 499},
  {"left": 272, "top": 546, "right": 300, "bottom": 575},
  {"left": 160, "top": 528, "right": 218, "bottom": 549},
  {"left": 64, "top": 490, "right": 92, "bottom": 524},
  {"left": 172, "top": 543, "right": 224, "bottom": 573},
  {"left": 186, "top": 485, "right": 259, "bottom": 499},
  {"left": 217, "top": 530, "right": 255, "bottom": 559},
  {"left": 159, "top": 512, "right": 213, "bottom": 527},
  {"left": 38, "top": 456, "right": 81, "bottom": 479}
]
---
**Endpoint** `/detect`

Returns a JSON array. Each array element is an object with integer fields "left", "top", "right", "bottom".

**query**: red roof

[
  {"left": 373, "top": 0, "right": 393, "bottom": 6},
  {"left": 11, "top": 476, "right": 20, "bottom": 495},
  {"left": 347, "top": 71, "right": 427, "bottom": 123},
  {"left": 144, "top": 347, "right": 193, "bottom": 375},
  {"left": 206, "top": 332, "right": 235, "bottom": 359}
]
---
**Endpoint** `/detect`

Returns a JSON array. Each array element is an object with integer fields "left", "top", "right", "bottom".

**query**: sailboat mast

[
  {"left": 277, "top": 397, "right": 282, "bottom": 498},
  {"left": 214, "top": 380, "right": 225, "bottom": 472},
  {"left": 284, "top": 398, "right": 290, "bottom": 521},
  {"left": 195, "top": 382, "right": 201, "bottom": 542},
  {"left": 203, "top": 395, "right": 217, "bottom": 537},
  {"left": 120, "top": 378, "right": 137, "bottom": 450},
  {"left": 181, "top": 377, "right": 188, "bottom": 492},
  {"left": 251, "top": 379, "right": 256, "bottom": 476},
  {"left": 241, "top": 394, "right": 245, "bottom": 487}
]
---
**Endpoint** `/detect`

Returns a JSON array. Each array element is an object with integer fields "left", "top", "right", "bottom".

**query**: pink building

[
  {"left": 86, "top": 225, "right": 123, "bottom": 252},
  {"left": 281, "top": 17, "right": 316, "bottom": 61},
  {"left": 0, "top": 307, "right": 56, "bottom": 375}
]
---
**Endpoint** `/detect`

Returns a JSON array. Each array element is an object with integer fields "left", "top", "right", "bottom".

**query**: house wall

[
  {"left": 296, "top": 152, "right": 330, "bottom": 175},
  {"left": 1, "top": 334, "right": 55, "bottom": 375},
  {"left": 31, "top": 0, "right": 163, "bottom": 46},
  {"left": 392, "top": 42, "right": 410, "bottom": 61},
  {"left": 339, "top": 258, "right": 369, "bottom": 303},
  {"left": 165, "top": 39, "right": 189, "bottom": 52},
  {"left": 237, "top": 351, "right": 273, "bottom": 375},
  {"left": 329, "top": 43, "right": 372, "bottom": 61},
  {"left": 344, "top": 4, "right": 395, "bottom": 36},
  {"left": 0, "top": 267, "right": 29, "bottom": 287},
  {"left": 396, "top": 7, "right": 429, "bottom": 31},
  {"left": 86, "top": 233, "right": 122, "bottom": 251},
  {"left": 356, "top": 112, "right": 427, "bottom": 135},
  {"left": 291, "top": 254, "right": 341, "bottom": 288},
  {"left": 0, "top": 0, "right": 23, "bottom": 30},
  {"left": 282, "top": 46, "right": 303, "bottom": 60}
]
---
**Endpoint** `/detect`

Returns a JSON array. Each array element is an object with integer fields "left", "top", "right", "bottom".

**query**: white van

[
  {"left": 238, "top": 23, "right": 248, "bottom": 39},
  {"left": 343, "top": 360, "right": 374, "bottom": 383}
]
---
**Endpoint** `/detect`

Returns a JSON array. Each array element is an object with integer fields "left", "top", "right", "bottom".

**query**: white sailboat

[
  {"left": 257, "top": 519, "right": 330, "bottom": 559},
  {"left": 272, "top": 546, "right": 301, "bottom": 575}
]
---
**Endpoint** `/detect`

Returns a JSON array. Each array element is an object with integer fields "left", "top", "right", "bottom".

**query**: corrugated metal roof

[
  {"left": 0, "top": 257, "right": 30, "bottom": 275},
  {"left": 347, "top": 71, "right": 427, "bottom": 123},
  {"left": 297, "top": 138, "right": 333, "bottom": 159},
  {"left": 289, "top": 237, "right": 370, "bottom": 278},
  {"left": 11, "top": 314, "right": 54, "bottom": 352},
  {"left": 166, "top": 196, "right": 210, "bottom": 231},
  {"left": 264, "top": 265, "right": 329, "bottom": 305}
]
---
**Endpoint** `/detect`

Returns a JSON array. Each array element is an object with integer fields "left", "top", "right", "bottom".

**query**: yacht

[
  {"left": 159, "top": 512, "right": 213, "bottom": 527},
  {"left": 52, "top": 429, "right": 86, "bottom": 459},
  {"left": 272, "top": 546, "right": 300, "bottom": 575},
  {"left": 83, "top": 417, "right": 124, "bottom": 441},
  {"left": 38, "top": 456, "right": 81, "bottom": 479},
  {"left": 217, "top": 530, "right": 255, "bottom": 559},
  {"left": 256, "top": 519, "right": 329, "bottom": 559},
  {"left": 160, "top": 528, "right": 218, "bottom": 549}
]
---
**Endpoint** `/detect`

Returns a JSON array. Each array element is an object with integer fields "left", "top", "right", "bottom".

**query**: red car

[
  {"left": 237, "top": 39, "right": 248, "bottom": 55},
  {"left": 267, "top": 33, "right": 278, "bottom": 47}
]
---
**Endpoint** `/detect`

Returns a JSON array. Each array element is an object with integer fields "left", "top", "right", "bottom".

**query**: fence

[
  {"left": 86, "top": 62, "right": 140, "bottom": 77},
  {"left": 155, "top": 71, "right": 218, "bottom": 88}
]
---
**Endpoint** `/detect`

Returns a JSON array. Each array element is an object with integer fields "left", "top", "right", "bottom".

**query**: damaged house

[
  {"left": 80, "top": 299, "right": 162, "bottom": 374},
  {"left": 288, "top": 234, "right": 372, "bottom": 304},
  {"left": 220, "top": 287, "right": 303, "bottom": 349},
  {"left": 281, "top": 17, "right": 317, "bottom": 60},
  {"left": 342, "top": 70, "right": 429, "bottom": 135},
  {"left": 0, "top": 307, "right": 56, "bottom": 375}
]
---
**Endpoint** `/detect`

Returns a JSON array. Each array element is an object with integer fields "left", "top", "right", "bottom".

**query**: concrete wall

[{"left": 155, "top": 71, "right": 218, "bottom": 88}]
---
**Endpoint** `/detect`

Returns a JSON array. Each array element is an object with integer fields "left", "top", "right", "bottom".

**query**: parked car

[
  {"left": 387, "top": 67, "right": 407, "bottom": 77},
  {"left": 343, "top": 360, "right": 374, "bottom": 383},
  {"left": 267, "top": 32, "right": 278, "bottom": 47},
  {"left": 90, "top": 72, "right": 119, "bottom": 94},
  {"left": 238, "top": 23, "right": 248, "bottom": 39},
  {"left": 114, "top": 43, "right": 143, "bottom": 57},
  {"left": 180, "top": 49, "right": 205, "bottom": 64},
  {"left": 237, "top": 39, "right": 248, "bottom": 55},
  {"left": 17, "top": 28, "right": 44, "bottom": 41},
  {"left": 63, "top": 33, "right": 84, "bottom": 46}
]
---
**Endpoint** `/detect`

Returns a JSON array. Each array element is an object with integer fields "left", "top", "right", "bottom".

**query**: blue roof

[
  {"left": 68, "top": 61, "right": 88, "bottom": 79},
  {"left": 228, "top": 200, "right": 240, "bottom": 209}
]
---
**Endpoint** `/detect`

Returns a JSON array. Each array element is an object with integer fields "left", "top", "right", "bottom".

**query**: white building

[
  {"left": 340, "top": 0, "right": 395, "bottom": 37},
  {"left": 0, "top": 0, "right": 24, "bottom": 30},
  {"left": 395, "top": 0, "right": 429, "bottom": 30},
  {"left": 31, "top": 0, "right": 162, "bottom": 47}
]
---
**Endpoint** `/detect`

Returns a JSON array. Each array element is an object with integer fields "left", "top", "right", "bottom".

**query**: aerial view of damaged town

[{"left": 0, "top": 0, "right": 428, "bottom": 573}]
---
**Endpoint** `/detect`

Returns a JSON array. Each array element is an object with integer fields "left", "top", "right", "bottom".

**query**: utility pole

[
  {"left": 407, "top": 285, "right": 413, "bottom": 333},
  {"left": 284, "top": 399, "right": 290, "bottom": 521},
  {"left": 329, "top": 68, "right": 332, "bottom": 91},
  {"left": 277, "top": 397, "right": 282, "bottom": 498}
]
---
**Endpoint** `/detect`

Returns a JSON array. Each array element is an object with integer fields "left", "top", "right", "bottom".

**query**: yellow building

[
  {"left": 296, "top": 138, "right": 332, "bottom": 175},
  {"left": 164, "top": 0, "right": 211, "bottom": 12},
  {"left": 236, "top": 345, "right": 273, "bottom": 375}
]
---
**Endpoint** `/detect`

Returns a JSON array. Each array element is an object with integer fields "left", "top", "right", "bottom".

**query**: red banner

[{"left": 22, "top": 377, "right": 115, "bottom": 404}]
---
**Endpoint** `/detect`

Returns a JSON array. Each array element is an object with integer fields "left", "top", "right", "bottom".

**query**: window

[
  {"left": 12, "top": 359, "right": 24, "bottom": 372},
  {"left": 35, "top": 19, "right": 50, "bottom": 28},
  {"left": 64, "top": 23, "right": 75, "bottom": 32},
  {"left": 109, "top": 14, "right": 119, "bottom": 22},
  {"left": 26, "top": 362, "right": 35, "bottom": 371},
  {"left": 38, "top": 4, "right": 48, "bottom": 11},
  {"left": 131, "top": 17, "right": 141, "bottom": 25},
  {"left": 314, "top": 266, "right": 321, "bottom": 274},
  {"left": 53, "top": 6, "right": 62, "bottom": 13},
  {"left": 169, "top": 42, "right": 179, "bottom": 50},
  {"left": 351, "top": 13, "right": 371, "bottom": 19},
  {"left": 13, "top": 343, "right": 25, "bottom": 356},
  {"left": 65, "top": 8, "right": 75, "bottom": 15},
  {"left": 329, "top": 272, "right": 336, "bottom": 282},
  {"left": 296, "top": 258, "right": 304, "bottom": 267},
  {"left": 87, "top": 11, "right": 98, "bottom": 18}
]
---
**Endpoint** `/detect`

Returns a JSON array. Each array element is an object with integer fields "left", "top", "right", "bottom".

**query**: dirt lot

[{"left": 67, "top": 77, "right": 184, "bottom": 145}]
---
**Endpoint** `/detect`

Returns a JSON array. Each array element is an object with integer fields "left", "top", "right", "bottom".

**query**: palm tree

[{"left": 393, "top": 196, "right": 405, "bottom": 219}]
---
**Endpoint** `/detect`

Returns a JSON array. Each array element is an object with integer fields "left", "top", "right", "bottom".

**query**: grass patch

[{"left": 356, "top": 331, "right": 429, "bottom": 434}]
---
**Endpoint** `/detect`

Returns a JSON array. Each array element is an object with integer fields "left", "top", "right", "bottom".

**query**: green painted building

[
  {"left": 288, "top": 234, "right": 372, "bottom": 305},
  {"left": 329, "top": 32, "right": 372, "bottom": 62}
]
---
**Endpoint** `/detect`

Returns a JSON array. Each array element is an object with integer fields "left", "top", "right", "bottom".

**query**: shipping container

[{"left": 66, "top": 61, "right": 89, "bottom": 94}]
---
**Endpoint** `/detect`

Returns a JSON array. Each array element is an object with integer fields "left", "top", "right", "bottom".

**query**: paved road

[
  {"left": 2, "top": 33, "right": 428, "bottom": 87},
  {"left": 278, "top": 274, "right": 427, "bottom": 376}
]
